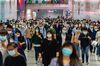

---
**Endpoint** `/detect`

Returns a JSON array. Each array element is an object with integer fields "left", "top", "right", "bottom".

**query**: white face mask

[
  {"left": 47, "top": 34, "right": 52, "bottom": 38},
  {"left": 83, "top": 31, "right": 88, "bottom": 35},
  {"left": 35, "top": 29, "right": 39, "bottom": 32},
  {"left": 62, "top": 30, "right": 67, "bottom": 34},
  {"left": 8, "top": 31, "right": 12, "bottom": 34},
  {"left": 75, "top": 30, "right": 81, "bottom": 33},
  {"left": 75, "top": 25, "right": 78, "bottom": 27},
  {"left": 8, "top": 50, "right": 16, "bottom": 56},
  {"left": 16, "top": 34, "right": 20, "bottom": 37},
  {"left": 0, "top": 36, "right": 6, "bottom": 42},
  {"left": 50, "top": 26, "right": 53, "bottom": 29},
  {"left": 13, "top": 26, "right": 16, "bottom": 28},
  {"left": 86, "top": 24, "right": 89, "bottom": 28},
  {"left": 95, "top": 28, "right": 98, "bottom": 31}
]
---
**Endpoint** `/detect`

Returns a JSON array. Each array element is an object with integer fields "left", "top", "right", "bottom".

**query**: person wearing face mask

[
  {"left": 50, "top": 42, "right": 83, "bottom": 66},
  {"left": 85, "top": 23, "right": 90, "bottom": 29},
  {"left": 15, "top": 30, "right": 26, "bottom": 60},
  {"left": 96, "top": 28, "right": 100, "bottom": 60},
  {"left": 49, "top": 25, "right": 57, "bottom": 39},
  {"left": 0, "top": 29, "right": 8, "bottom": 63},
  {"left": 79, "top": 28, "right": 91, "bottom": 65},
  {"left": 18, "top": 24, "right": 26, "bottom": 36},
  {"left": 39, "top": 23, "right": 47, "bottom": 39},
  {"left": 6, "top": 25, "right": 15, "bottom": 44},
  {"left": 31, "top": 27, "right": 43, "bottom": 63},
  {"left": 40, "top": 31, "right": 60, "bottom": 66},
  {"left": 94, "top": 26, "right": 99, "bottom": 32},
  {"left": 4, "top": 42, "right": 27, "bottom": 66},
  {"left": 57, "top": 27, "right": 72, "bottom": 46},
  {"left": 72, "top": 24, "right": 79, "bottom": 33},
  {"left": 71, "top": 28, "right": 81, "bottom": 57},
  {"left": 25, "top": 25, "right": 33, "bottom": 52},
  {"left": 88, "top": 26, "right": 98, "bottom": 54},
  {"left": 54, "top": 22, "right": 62, "bottom": 35}
]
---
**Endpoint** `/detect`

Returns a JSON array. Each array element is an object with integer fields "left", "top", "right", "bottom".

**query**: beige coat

[
  {"left": 71, "top": 32, "right": 80, "bottom": 44},
  {"left": 25, "top": 27, "right": 34, "bottom": 38}
]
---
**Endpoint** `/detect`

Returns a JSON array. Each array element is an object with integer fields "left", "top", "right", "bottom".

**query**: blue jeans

[
  {"left": 81, "top": 46, "right": 89, "bottom": 63},
  {"left": 96, "top": 44, "right": 100, "bottom": 56},
  {"left": 34, "top": 47, "right": 41, "bottom": 61},
  {"left": 26, "top": 38, "right": 32, "bottom": 50},
  {"left": 74, "top": 44, "right": 80, "bottom": 57}
]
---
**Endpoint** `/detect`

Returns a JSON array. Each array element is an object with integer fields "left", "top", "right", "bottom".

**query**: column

[{"left": 0, "top": 0, "right": 5, "bottom": 21}]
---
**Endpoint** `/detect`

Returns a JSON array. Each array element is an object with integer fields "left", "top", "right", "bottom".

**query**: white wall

[
  {"left": 73, "top": 0, "right": 100, "bottom": 21},
  {"left": 26, "top": 4, "right": 68, "bottom": 19},
  {"left": 0, "top": 0, "right": 17, "bottom": 21},
  {"left": 36, "top": 9, "right": 63, "bottom": 18}
]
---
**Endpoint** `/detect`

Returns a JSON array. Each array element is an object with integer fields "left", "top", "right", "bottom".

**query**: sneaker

[
  {"left": 82, "top": 61, "right": 84, "bottom": 63},
  {"left": 86, "top": 63, "right": 89, "bottom": 65}
]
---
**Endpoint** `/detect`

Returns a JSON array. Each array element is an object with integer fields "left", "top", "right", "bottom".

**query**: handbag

[{"left": 37, "top": 57, "right": 44, "bottom": 66}]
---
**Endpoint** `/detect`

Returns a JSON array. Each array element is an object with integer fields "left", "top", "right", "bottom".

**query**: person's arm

[
  {"left": 78, "top": 33, "right": 82, "bottom": 41},
  {"left": 20, "top": 56, "right": 27, "bottom": 66},
  {"left": 19, "top": 37, "right": 26, "bottom": 45},
  {"left": 54, "top": 40, "right": 60, "bottom": 57},
  {"left": 96, "top": 32, "right": 100, "bottom": 39},
  {"left": 0, "top": 52, "right": 3, "bottom": 66},
  {"left": 49, "top": 58, "right": 58, "bottom": 66},
  {"left": 71, "top": 33, "right": 74, "bottom": 43},
  {"left": 4, "top": 57, "right": 9, "bottom": 66}
]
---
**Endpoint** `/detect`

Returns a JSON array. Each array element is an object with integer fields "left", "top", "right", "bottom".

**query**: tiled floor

[{"left": 26, "top": 49, "right": 100, "bottom": 66}]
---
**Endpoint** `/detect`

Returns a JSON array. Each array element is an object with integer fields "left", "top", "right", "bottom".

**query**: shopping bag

[
  {"left": 92, "top": 40, "right": 98, "bottom": 46},
  {"left": 37, "top": 57, "right": 44, "bottom": 66}
]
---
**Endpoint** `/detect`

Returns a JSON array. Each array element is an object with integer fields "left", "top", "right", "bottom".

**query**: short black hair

[
  {"left": 7, "top": 42, "right": 17, "bottom": 49},
  {"left": 7, "top": 25, "right": 13, "bottom": 29},
  {"left": 0, "top": 29, "right": 7, "bottom": 35},
  {"left": 82, "top": 27, "right": 87, "bottom": 31},
  {"left": 0, "top": 23, "right": 3, "bottom": 26}
]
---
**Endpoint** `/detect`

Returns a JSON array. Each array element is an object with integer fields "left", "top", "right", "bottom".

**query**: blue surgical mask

[
  {"left": 0, "top": 35, "right": 6, "bottom": 42},
  {"left": 62, "top": 48, "right": 72, "bottom": 56}
]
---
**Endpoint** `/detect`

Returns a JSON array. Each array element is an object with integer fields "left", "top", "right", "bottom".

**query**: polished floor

[{"left": 26, "top": 49, "right": 100, "bottom": 66}]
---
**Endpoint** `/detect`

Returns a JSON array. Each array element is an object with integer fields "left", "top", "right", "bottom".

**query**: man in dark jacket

[
  {"left": 79, "top": 28, "right": 91, "bottom": 65},
  {"left": 4, "top": 42, "right": 27, "bottom": 66}
]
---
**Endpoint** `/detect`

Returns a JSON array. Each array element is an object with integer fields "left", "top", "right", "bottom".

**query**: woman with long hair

[
  {"left": 50, "top": 42, "right": 83, "bottom": 66},
  {"left": 15, "top": 30, "right": 26, "bottom": 60},
  {"left": 31, "top": 27, "right": 43, "bottom": 63},
  {"left": 40, "top": 31, "right": 59, "bottom": 66}
]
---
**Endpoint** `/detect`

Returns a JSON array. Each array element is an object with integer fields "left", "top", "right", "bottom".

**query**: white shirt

[
  {"left": 96, "top": 31, "right": 100, "bottom": 44},
  {"left": 61, "top": 34, "right": 66, "bottom": 46}
]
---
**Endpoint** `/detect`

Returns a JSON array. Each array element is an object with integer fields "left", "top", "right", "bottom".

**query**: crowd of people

[{"left": 0, "top": 17, "right": 100, "bottom": 66}]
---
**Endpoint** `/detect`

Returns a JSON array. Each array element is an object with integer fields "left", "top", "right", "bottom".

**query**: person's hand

[
  {"left": 38, "top": 53, "right": 42, "bottom": 58},
  {"left": 32, "top": 44, "right": 34, "bottom": 48},
  {"left": 38, "top": 35, "right": 42, "bottom": 39},
  {"left": 20, "top": 42, "right": 25, "bottom": 45},
  {"left": 88, "top": 36, "right": 91, "bottom": 39},
  {"left": 20, "top": 43, "right": 23, "bottom": 45},
  {"left": 38, "top": 53, "right": 42, "bottom": 62}
]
